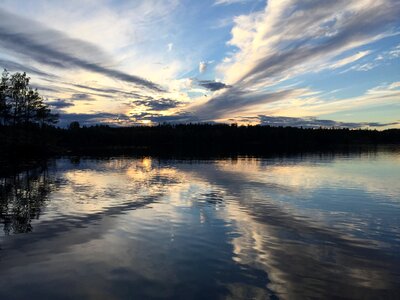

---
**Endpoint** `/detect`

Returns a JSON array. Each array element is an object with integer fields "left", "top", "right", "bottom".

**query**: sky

[{"left": 0, "top": 0, "right": 399, "bottom": 128}]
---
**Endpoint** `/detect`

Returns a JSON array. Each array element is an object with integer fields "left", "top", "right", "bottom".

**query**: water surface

[{"left": 1, "top": 150, "right": 400, "bottom": 299}]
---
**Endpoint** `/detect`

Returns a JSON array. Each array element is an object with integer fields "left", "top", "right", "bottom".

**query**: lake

[{"left": 1, "top": 149, "right": 400, "bottom": 299}]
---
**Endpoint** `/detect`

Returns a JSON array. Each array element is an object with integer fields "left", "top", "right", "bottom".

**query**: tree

[
  {"left": 9, "top": 71, "right": 29, "bottom": 125},
  {"left": 0, "top": 69, "right": 58, "bottom": 126},
  {"left": 68, "top": 121, "right": 80, "bottom": 130},
  {"left": 0, "top": 70, "right": 10, "bottom": 125},
  {"left": 36, "top": 104, "right": 58, "bottom": 126}
]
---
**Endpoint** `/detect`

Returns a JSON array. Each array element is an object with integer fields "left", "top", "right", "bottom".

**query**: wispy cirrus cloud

[
  {"left": 214, "top": 0, "right": 253, "bottom": 6},
  {"left": 193, "top": 88, "right": 300, "bottom": 120},
  {"left": 195, "top": 0, "right": 400, "bottom": 121},
  {"left": 0, "top": 8, "right": 163, "bottom": 91},
  {"left": 257, "top": 116, "right": 399, "bottom": 128},
  {"left": 0, "top": 59, "right": 55, "bottom": 78},
  {"left": 228, "top": 115, "right": 399, "bottom": 128},
  {"left": 0, "top": 0, "right": 398, "bottom": 128},
  {"left": 57, "top": 112, "right": 131, "bottom": 127},
  {"left": 329, "top": 51, "right": 372, "bottom": 70}
]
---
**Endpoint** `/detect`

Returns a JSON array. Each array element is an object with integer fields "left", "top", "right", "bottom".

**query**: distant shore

[{"left": 1, "top": 124, "right": 399, "bottom": 159}]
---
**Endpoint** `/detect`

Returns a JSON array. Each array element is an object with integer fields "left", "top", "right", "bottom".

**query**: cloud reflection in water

[{"left": 0, "top": 152, "right": 399, "bottom": 299}]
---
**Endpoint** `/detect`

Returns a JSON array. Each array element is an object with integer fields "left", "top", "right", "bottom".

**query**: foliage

[{"left": 0, "top": 69, "right": 58, "bottom": 126}]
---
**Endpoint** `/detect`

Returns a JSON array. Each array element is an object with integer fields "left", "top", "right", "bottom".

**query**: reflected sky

[{"left": 1, "top": 151, "right": 400, "bottom": 299}]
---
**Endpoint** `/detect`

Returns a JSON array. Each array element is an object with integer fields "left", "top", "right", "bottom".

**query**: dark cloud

[
  {"left": 193, "top": 88, "right": 296, "bottom": 120},
  {"left": 47, "top": 99, "right": 74, "bottom": 109},
  {"left": 258, "top": 115, "right": 399, "bottom": 128},
  {"left": 71, "top": 93, "right": 94, "bottom": 101},
  {"left": 130, "top": 111, "right": 200, "bottom": 124},
  {"left": 0, "top": 9, "right": 163, "bottom": 92},
  {"left": 58, "top": 112, "right": 130, "bottom": 127},
  {"left": 133, "top": 97, "right": 181, "bottom": 111},
  {"left": 33, "top": 79, "right": 153, "bottom": 101},
  {"left": 0, "top": 59, "right": 55, "bottom": 78},
  {"left": 31, "top": 84, "right": 60, "bottom": 93},
  {"left": 31, "top": 82, "right": 114, "bottom": 99},
  {"left": 197, "top": 80, "right": 230, "bottom": 91},
  {"left": 70, "top": 84, "right": 126, "bottom": 95},
  {"left": 69, "top": 83, "right": 149, "bottom": 99}
]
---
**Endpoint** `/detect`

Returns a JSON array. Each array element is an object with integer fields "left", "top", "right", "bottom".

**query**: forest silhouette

[{"left": 0, "top": 70, "right": 399, "bottom": 157}]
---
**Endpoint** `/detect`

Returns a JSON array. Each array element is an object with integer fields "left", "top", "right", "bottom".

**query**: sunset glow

[{"left": 0, "top": 0, "right": 399, "bottom": 128}]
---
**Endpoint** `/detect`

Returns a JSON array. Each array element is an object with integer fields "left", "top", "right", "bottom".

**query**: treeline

[
  {"left": 58, "top": 123, "right": 400, "bottom": 155},
  {"left": 2, "top": 122, "right": 398, "bottom": 157},
  {"left": 0, "top": 70, "right": 399, "bottom": 157}
]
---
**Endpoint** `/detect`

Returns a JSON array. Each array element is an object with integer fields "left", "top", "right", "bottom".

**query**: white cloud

[
  {"left": 0, "top": 0, "right": 199, "bottom": 125},
  {"left": 1, "top": 0, "right": 398, "bottom": 126},
  {"left": 353, "top": 63, "right": 376, "bottom": 71},
  {"left": 261, "top": 81, "right": 400, "bottom": 120},
  {"left": 199, "top": 0, "right": 400, "bottom": 120},
  {"left": 219, "top": 0, "right": 398, "bottom": 85},
  {"left": 199, "top": 61, "right": 208, "bottom": 73},
  {"left": 373, "top": 43, "right": 400, "bottom": 62},
  {"left": 214, "top": 0, "right": 250, "bottom": 6},
  {"left": 388, "top": 44, "right": 400, "bottom": 58},
  {"left": 330, "top": 51, "right": 371, "bottom": 69}
]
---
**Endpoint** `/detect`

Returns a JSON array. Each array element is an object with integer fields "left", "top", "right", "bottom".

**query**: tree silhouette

[
  {"left": 0, "top": 69, "right": 58, "bottom": 126},
  {"left": 0, "top": 69, "right": 11, "bottom": 125}
]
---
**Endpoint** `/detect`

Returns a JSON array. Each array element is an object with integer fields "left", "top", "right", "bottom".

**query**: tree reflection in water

[
  {"left": 0, "top": 165, "right": 54, "bottom": 235},
  {"left": 0, "top": 155, "right": 399, "bottom": 299}
]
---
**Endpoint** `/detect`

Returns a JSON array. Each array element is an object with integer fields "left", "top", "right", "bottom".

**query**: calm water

[{"left": 1, "top": 150, "right": 400, "bottom": 299}]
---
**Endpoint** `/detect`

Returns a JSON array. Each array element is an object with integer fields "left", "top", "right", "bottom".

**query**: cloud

[
  {"left": 190, "top": 79, "right": 400, "bottom": 125},
  {"left": 198, "top": 60, "right": 215, "bottom": 74},
  {"left": 214, "top": 0, "right": 251, "bottom": 5},
  {"left": 58, "top": 112, "right": 129, "bottom": 127},
  {"left": 0, "top": 59, "right": 55, "bottom": 78},
  {"left": 71, "top": 93, "right": 94, "bottom": 101},
  {"left": 228, "top": 0, "right": 398, "bottom": 86},
  {"left": 374, "top": 43, "right": 400, "bottom": 62},
  {"left": 198, "top": 0, "right": 400, "bottom": 120},
  {"left": 0, "top": 8, "right": 163, "bottom": 92},
  {"left": 197, "top": 80, "right": 230, "bottom": 91},
  {"left": 388, "top": 44, "right": 400, "bottom": 58},
  {"left": 329, "top": 51, "right": 371, "bottom": 69},
  {"left": 193, "top": 88, "right": 299, "bottom": 120},
  {"left": 351, "top": 63, "right": 376, "bottom": 72},
  {"left": 47, "top": 99, "right": 74, "bottom": 109},
  {"left": 211, "top": 17, "right": 234, "bottom": 29},
  {"left": 199, "top": 61, "right": 208, "bottom": 73},
  {"left": 1, "top": 1, "right": 397, "bottom": 128},
  {"left": 133, "top": 97, "right": 181, "bottom": 110},
  {"left": 132, "top": 112, "right": 201, "bottom": 124},
  {"left": 69, "top": 83, "right": 143, "bottom": 98},
  {"left": 257, "top": 115, "right": 398, "bottom": 128},
  {"left": 31, "top": 84, "right": 60, "bottom": 93}
]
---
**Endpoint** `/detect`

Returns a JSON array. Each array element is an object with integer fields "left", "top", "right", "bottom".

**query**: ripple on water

[{"left": 0, "top": 153, "right": 400, "bottom": 299}]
